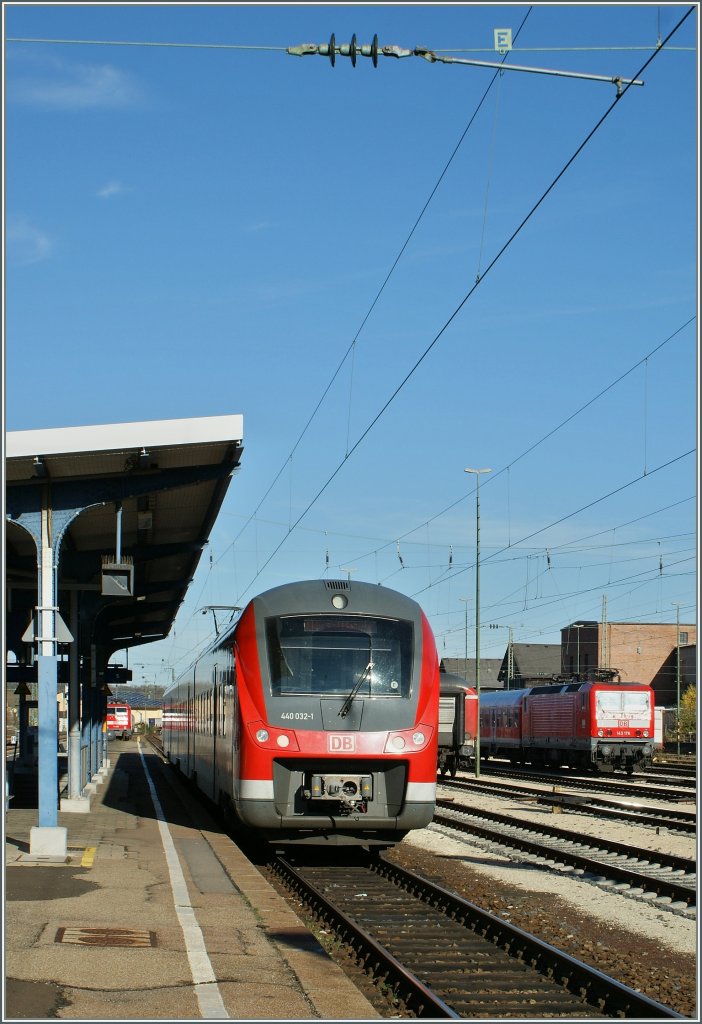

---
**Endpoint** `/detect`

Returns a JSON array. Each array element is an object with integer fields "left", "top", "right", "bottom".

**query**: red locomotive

[
  {"left": 106, "top": 702, "right": 133, "bottom": 740},
  {"left": 479, "top": 681, "right": 655, "bottom": 773},
  {"left": 163, "top": 579, "right": 441, "bottom": 849},
  {"left": 437, "top": 672, "right": 478, "bottom": 777}
]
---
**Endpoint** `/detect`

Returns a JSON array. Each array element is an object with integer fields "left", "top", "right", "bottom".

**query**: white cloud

[
  {"left": 7, "top": 218, "right": 54, "bottom": 265},
  {"left": 10, "top": 53, "right": 142, "bottom": 110},
  {"left": 243, "top": 221, "right": 273, "bottom": 233},
  {"left": 97, "top": 180, "right": 128, "bottom": 199}
]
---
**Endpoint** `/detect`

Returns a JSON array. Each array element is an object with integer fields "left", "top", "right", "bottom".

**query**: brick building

[{"left": 561, "top": 621, "right": 697, "bottom": 707}]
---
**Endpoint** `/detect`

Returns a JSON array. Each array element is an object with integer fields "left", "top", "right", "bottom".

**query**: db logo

[{"left": 328, "top": 734, "right": 355, "bottom": 753}]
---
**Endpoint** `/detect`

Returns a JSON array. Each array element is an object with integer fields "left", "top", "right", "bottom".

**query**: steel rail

[
  {"left": 373, "top": 858, "right": 685, "bottom": 1019},
  {"left": 481, "top": 764, "right": 694, "bottom": 802},
  {"left": 434, "top": 804, "right": 696, "bottom": 907},
  {"left": 439, "top": 776, "right": 697, "bottom": 833},
  {"left": 270, "top": 854, "right": 684, "bottom": 1018},
  {"left": 273, "top": 855, "right": 460, "bottom": 1019}
]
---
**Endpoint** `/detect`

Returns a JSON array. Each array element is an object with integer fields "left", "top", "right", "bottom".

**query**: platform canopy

[{"left": 5, "top": 414, "right": 244, "bottom": 661}]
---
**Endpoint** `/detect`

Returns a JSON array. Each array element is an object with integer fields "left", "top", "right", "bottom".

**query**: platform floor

[{"left": 4, "top": 740, "right": 379, "bottom": 1020}]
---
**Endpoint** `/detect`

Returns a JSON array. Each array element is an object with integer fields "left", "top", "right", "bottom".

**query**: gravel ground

[
  {"left": 381, "top": 782, "right": 698, "bottom": 1018},
  {"left": 273, "top": 782, "right": 698, "bottom": 1019}
]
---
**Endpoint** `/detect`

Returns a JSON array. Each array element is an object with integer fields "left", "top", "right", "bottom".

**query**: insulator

[
  {"left": 329, "top": 32, "right": 335, "bottom": 67},
  {"left": 359, "top": 34, "right": 379, "bottom": 67},
  {"left": 350, "top": 33, "right": 357, "bottom": 67}
]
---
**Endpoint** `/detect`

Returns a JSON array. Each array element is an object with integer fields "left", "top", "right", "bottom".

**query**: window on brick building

[{"left": 679, "top": 631, "right": 689, "bottom": 644}]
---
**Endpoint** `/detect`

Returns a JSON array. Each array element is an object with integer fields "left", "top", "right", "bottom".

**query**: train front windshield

[
  {"left": 595, "top": 689, "right": 651, "bottom": 722},
  {"left": 266, "top": 615, "right": 413, "bottom": 698}
]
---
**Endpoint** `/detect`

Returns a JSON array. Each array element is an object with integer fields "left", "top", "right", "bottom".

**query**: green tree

[{"left": 678, "top": 684, "right": 696, "bottom": 737}]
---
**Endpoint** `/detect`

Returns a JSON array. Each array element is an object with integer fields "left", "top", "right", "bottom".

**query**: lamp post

[
  {"left": 465, "top": 467, "right": 492, "bottom": 778},
  {"left": 458, "top": 598, "right": 471, "bottom": 681},
  {"left": 570, "top": 624, "right": 586, "bottom": 679},
  {"left": 672, "top": 603, "right": 682, "bottom": 755}
]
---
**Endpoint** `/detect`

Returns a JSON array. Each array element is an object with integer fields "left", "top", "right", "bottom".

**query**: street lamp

[
  {"left": 458, "top": 598, "right": 471, "bottom": 680},
  {"left": 672, "top": 603, "right": 682, "bottom": 755},
  {"left": 569, "top": 624, "right": 586, "bottom": 679},
  {"left": 465, "top": 467, "right": 492, "bottom": 778}
]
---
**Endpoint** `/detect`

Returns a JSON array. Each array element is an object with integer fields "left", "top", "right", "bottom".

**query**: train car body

[
  {"left": 162, "top": 579, "right": 441, "bottom": 848},
  {"left": 437, "top": 673, "right": 478, "bottom": 776},
  {"left": 106, "top": 702, "right": 133, "bottom": 740},
  {"left": 480, "top": 681, "right": 655, "bottom": 773}
]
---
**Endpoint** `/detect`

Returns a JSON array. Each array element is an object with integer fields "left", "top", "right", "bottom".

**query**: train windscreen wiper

[{"left": 338, "top": 661, "right": 372, "bottom": 718}]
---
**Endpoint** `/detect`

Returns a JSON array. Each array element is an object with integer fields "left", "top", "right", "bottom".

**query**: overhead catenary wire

[
  {"left": 415, "top": 447, "right": 695, "bottom": 597},
  {"left": 323, "top": 315, "right": 695, "bottom": 576},
  {"left": 227, "top": 12, "right": 694, "bottom": 606},
  {"left": 6, "top": 38, "right": 695, "bottom": 55},
  {"left": 213, "top": 9, "right": 534, "bottom": 569},
  {"left": 61, "top": 13, "right": 693, "bottom": 666}
]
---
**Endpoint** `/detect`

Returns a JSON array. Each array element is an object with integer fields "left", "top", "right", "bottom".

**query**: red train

[
  {"left": 437, "top": 672, "right": 478, "bottom": 777},
  {"left": 106, "top": 702, "right": 133, "bottom": 740},
  {"left": 163, "top": 579, "right": 441, "bottom": 849},
  {"left": 479, "top": 681, "right": 655, "bottom": 773}
]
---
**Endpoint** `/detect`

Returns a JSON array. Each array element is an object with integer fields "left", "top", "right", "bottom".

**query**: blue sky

[{"left": 4, "top": 3, "right": 698, "bottom": 688}]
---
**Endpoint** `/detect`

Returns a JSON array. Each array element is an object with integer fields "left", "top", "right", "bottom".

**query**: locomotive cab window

[{"left": 266, "top": 614, "right": 413, "bottom": 698}]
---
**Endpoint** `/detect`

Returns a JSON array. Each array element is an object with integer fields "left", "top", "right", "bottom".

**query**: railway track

[
  {"left": 433, "top": 799, "right": 696, "bottom": 915},
  {"left": 479, "top": 764, "right": 694, "bottom": 803},
  {"left": 268, "top": 853, "right": 683, "bottom": 1019},
  {"left": 438, "top": 777, "right": 697, "bottom": 834}
]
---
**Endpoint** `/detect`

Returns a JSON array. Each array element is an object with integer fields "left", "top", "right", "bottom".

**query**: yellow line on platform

[{"left": 81, "top": 847, "right": 96, "bottom": 868}]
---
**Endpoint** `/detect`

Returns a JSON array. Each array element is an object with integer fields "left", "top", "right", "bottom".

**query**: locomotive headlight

[
  {"left": 597, "top": 729, "right": 604, "bottom": 737},
  {"left": 331, "top": 594, "right": 348, "bottom": 610},
  {"left": 412, "top": 732, "right": 425, "bottom": 746},
  {"left": 392, "top": 736, "right": 406, "bottom": 749},
  {"left": 276, "top": 734, "right": 290, "bottom": 747},
  {"left": 643, "top": 730, "right": 649, "bottom": 738},
  {"left": 255, "top": 728, "right": 269, "bottom": 743}
]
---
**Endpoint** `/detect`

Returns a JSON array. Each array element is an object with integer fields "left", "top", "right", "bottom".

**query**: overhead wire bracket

[{"left": 287, "top": 34, "right": 644, "bottom": 91}]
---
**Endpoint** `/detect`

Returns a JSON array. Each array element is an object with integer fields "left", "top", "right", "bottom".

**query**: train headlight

[
  {"left": 643, "top": 730, "right": 649, "bottom": 738},
  {"left": 412, "top": 732, "right": 425, "bottom": 746},
  {"left": 276, "top": 734, "right": 290, "bottom": 748},
  {"left": 255, "top": 728, "right": 269, "bottom": 743},
  {"left": 597, "top": 729, "right": 604, "bottom": 737},
  {"left": 392, "top": 736, "right": 406, "bottom": 750}
]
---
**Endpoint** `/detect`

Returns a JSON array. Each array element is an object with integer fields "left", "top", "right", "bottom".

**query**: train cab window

[{"left": 266, "top": 614, "right": 413, "bottom": 698}]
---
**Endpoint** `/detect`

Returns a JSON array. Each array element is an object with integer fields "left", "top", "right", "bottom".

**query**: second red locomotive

[{"left": 479, "top": 680, "right": 655, "bottom": 773}]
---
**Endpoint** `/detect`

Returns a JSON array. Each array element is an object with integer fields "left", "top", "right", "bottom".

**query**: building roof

[
  {"left": 5, "top": 415, "right": 244, "bottom": 661},
  {"left": 440, "top": 658, "right": 503, "bottom": 689},
  {"left": 500, "top": 643, "right": 562, "bottom": 683},
  {"left": 109, "top": 689, "right": 163, "bottom": 710}
]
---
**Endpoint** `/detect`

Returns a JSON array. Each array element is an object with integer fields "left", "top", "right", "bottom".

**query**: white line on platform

[{"left": 138, "top": 741, "right": 229, "bottom": 1019}]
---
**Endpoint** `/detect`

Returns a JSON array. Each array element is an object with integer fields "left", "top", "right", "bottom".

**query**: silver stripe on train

[{"left": 405, "top": 782, "right": 436, "bottom": 800}]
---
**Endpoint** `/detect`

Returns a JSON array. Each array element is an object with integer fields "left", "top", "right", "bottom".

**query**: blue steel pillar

[
  {"left": 36, "top": 655, "right": 59, "bottom": 825},
  {"left": 30, "top": 491, "right": 70, "bottom": 857}
]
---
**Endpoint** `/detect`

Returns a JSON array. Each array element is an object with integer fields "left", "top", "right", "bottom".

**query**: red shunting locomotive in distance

[
  {"left": 479, "top": 680, "right": 655, "bottom": 773},
  {"left": 163, "top": 579, "right": 441, "bottom": 849},
  {"left": 105, "top": 702, "right": 133, "bottom": 740}
]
